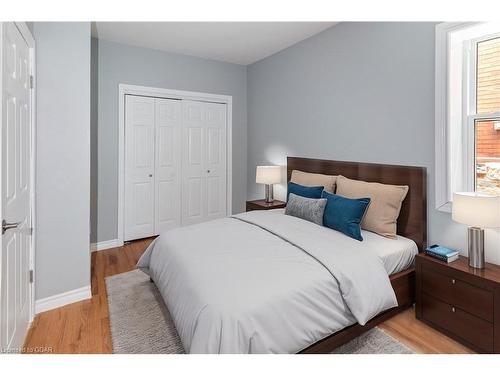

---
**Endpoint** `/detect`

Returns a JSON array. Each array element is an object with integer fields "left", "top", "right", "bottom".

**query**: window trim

[
  {"left": 434, "top": 22, "right": 499, "bottom": 212},
  {"left": 435, "top": 23, "right": 474, "bottom": 212},
  {"left": 466, "top": 33, "right": 500, "bottom": 195},
  {"left": 471, "top": 33, "right": 500, "bottom": 117}
]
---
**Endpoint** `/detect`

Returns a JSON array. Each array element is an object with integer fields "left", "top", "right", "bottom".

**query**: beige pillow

[
  {"left": 335, "top": 175, "right": 409, "bottom": 238},
  {"left": 291, "top": 170, "right": 337, "bottom": 193}
]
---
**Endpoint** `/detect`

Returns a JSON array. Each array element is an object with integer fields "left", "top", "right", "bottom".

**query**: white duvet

[{"left": 137, "top": 210, "right": 398, "bottom": 353}]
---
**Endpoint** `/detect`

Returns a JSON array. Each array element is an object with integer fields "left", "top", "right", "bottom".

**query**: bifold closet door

[
  {"left": 182, "top": 100, "right": 227, "bottom": 225},
  {"left": 125, "top": 95, "right": 226, "bottom": 240},
  {"left": 155, "top": 98, "right": 182, "bottom": 233},
  {"left": 125, "top": 96, "right": 182, "bottom": 241},
  {"left": 124, "top": 95, "right": 156, "bottom": 241},
  {"left": 204, "top": 102, "right": 227, "bottom": 221}
]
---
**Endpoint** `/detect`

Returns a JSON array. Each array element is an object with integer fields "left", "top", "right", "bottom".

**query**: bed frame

[{"left": 286, "top": 157, "right": 427, "bottom": 354}]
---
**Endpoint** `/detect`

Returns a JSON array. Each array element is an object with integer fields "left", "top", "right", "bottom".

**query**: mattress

[
  {"left": 360, "top": 231, "right": 418, "bottom": 275},
  {"left": 272, "top": 208, "right": 418, "bottom": 275}
]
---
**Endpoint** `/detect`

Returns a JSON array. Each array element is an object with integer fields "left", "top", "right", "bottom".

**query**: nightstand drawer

[
  {"left": 422, "top": 267, "right": 494, "bottom": 322},
  {"left": 422, "top": 293, "right": 494, "bottom": 352}
]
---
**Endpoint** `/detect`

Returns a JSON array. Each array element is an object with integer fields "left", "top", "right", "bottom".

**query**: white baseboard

[
  {"left": 35, "top": 285, "right": 91, "bottom": 314},
  {"left": 90, "top": 239, "right": 123, "bottom": 252}
]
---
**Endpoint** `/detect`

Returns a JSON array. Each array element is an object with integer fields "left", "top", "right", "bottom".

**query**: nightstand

[
  {"left": 416, "top": 253, "right": 500, "bottom": 353},
  {"left": 246, "top": 199, "right": 286, "bottom": 212}
]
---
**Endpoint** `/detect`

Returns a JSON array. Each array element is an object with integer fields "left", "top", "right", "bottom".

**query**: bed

[{"left": 137, "top": 157, "right": 427, "bottom": 354}]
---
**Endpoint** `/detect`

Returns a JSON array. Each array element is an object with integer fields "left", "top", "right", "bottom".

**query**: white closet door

[
  {"left": 181, "top": 101, "right": 206, "bottom": 225},
  {"left": 124, "top": 95, "right": 155, "bottom": 241},
  {"left": 205, "top": 102, "right": 227, "bottom": 220},
  {"left": 154, "top": 98, "right": 181, "bottom": 233},
  {"left": 182, "top": 100, "right": 227, "bottom": 225}
]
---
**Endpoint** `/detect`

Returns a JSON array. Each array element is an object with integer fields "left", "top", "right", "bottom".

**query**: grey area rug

[{"left": 105, "top": 270, "right": 413, "bottom": 354}]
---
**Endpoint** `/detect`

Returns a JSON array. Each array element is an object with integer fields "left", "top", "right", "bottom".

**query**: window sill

[{"left": 436, "top": 201, "right": 452, "bottom": 213}]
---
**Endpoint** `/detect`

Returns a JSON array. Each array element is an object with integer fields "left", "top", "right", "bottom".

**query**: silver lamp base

[
  {"left": 264, "top": 184, "right": 274, "bottom": 203},
  {"left": 468, "top": 227, "right": 485, "bottom": 269}
]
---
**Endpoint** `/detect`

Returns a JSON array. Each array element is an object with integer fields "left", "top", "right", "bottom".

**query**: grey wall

[
  {"left": 247, "top": 22, "right": 500, "bottom": 264},
  {"left": 92, "top": 39, "right": 247, "bottom": 243},
  {"left": 34, "top": 22, "right": 91, "bottom": 299}
]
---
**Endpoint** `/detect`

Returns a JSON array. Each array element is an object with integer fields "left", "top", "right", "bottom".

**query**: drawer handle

[
  {"left": 451, "top": 279, "right": 456, "bottom": 285},
  {"left": 451, "top": 306, "right": 456, "bottom": 313}
]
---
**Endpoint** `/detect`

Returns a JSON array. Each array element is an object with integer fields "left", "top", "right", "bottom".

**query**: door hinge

[
  {"left": 29, "top": 75, "right": 34, "bottom": 89},
  {"left": 29, "top": 227, "right": 33, "bottom": 236},
  {"left": 29, "top": 269, "right": 34, "bottom": 283}
]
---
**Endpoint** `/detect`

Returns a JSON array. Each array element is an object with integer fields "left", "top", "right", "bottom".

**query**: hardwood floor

[
  {"left": 379, "top": 309, "right": 474, "bottom": 354},
  {"left": 24, "top": 239, "right": 473, "bottom": 354},
  {"left": 24, "top": 238, "right": 154, "bottom": 354}
]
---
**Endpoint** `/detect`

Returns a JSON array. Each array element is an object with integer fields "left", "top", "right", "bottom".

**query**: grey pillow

[{"left": 285, "top": 193, "right": 327, "bottom": 226}]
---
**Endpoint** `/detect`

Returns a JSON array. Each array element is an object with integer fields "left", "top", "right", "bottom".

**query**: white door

[
  {"left": 124, "top": 95, "right": 155, "bottom": 241},
  {"left": 205, "top": 102, "right": 227, "bottom": 220},
  {"left": 124, "top": 95, "right": 227, "bottom": 239},
  {"left": 0, "top": 23, "right": 32, "bottom": 352},
  {"left": 182, "top": 101, "right": 226, "bottom": 225},
  {"left": 182, "top": 101, "right": 205, "bottom": 225},
  {"left": 155, "top": 98, "right": 181, "bottom": 233}
]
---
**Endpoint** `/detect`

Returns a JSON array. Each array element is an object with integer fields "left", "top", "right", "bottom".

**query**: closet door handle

[
  {"left": 148, "top": 174, "right": 153, "bottom": 178},
  {"left": 207, "top": 170, "right": 211, "bottom": 173}
]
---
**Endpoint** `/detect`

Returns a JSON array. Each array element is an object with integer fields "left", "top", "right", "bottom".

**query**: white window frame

[
  {"left": 466, "top": 33, "right": 500, "bottom": 194},
  {"left": 435, "top": 22, "right": 500, "bottom": 212}
]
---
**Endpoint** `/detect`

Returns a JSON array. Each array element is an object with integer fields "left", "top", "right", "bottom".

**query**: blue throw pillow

[
  {"left": 287, "top": 182, "right": 324, "bottom": 201},
  {"left": 321, "top": 190, "right": 371, "bottom": 241}
]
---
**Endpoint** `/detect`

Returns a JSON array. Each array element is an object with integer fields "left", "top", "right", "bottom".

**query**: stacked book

[{"left": 425, "top": 245, "right": 459, "bottom": 263}]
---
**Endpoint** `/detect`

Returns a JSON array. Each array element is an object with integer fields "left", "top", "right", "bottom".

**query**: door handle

[{"left": 2, "top": 219, "right": 20, "bottom": 235}]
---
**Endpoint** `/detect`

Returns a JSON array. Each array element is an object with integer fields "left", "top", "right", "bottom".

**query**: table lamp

[
  {"left": 256, "top": 166, "right": 281, "bottom": 203},
  {"left": 452, "top": 192, "right": 500, "bottom": 269}
]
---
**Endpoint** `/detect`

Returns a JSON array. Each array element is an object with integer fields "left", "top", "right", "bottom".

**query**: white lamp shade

[
  {"left": 256, "top": 166, "right": 281, "bottom": 184},
  {"left": 452, "top": 192, "right": 500, "bottom": 228}
]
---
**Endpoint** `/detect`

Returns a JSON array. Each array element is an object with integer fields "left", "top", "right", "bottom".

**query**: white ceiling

[{"left": 92, "top": 22, "right": 336, "bottom": 65}]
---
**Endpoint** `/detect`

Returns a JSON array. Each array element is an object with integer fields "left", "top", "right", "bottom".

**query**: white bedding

[
  {"left": 362, "top": 231, "right": 418, "bottom": 275},
  {"left": 271, "top": 208, "right": 418, "bottom": 275},
  {"left": 137, "top": 209, "right": 408, "bottom": 353}
]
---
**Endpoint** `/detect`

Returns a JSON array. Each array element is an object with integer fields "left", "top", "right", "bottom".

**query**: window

[
  {"left": 474, "top": 37, "right": 500, "bottom": 195},
  {"left": 435, "top": 23, "right": 500, "bottom": 211}
]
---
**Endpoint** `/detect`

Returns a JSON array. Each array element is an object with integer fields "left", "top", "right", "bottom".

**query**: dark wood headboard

[{"left": 287, "top": 157, "right": 427, "bottom": 251}]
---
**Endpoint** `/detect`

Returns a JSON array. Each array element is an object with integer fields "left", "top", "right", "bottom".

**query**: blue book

[{"left": 426, "top": 245, "right": 459, "bottom": 257}]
